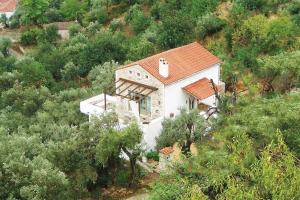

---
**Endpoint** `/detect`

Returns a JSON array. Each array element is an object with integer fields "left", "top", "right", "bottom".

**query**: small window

[
  {"left": 145, "top": 75, "right": 149, "bottom": 79},
  {"left": 129, "top": 70, "right": 133, "bottom": 74},
  {"left": 137, "top": 72, "right": 141, "bottom": 77}
]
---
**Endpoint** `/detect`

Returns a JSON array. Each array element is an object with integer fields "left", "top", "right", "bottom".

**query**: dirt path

[{"left": 125, "top": 193, "right": 149, "bottom": 200}]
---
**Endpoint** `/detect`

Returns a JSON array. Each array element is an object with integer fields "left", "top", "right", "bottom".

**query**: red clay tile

[
  {"left": 0, "top": 0, "right": 17, "bottom": 12},
  {"left": 183, "top": 78, "right": 220, "bottom": 100},
  {"left": 120, "top": 42, "right": 220, "bottom": 85},
  {"left": 159, "top": 147, "right": 174, "bottom": 155}
]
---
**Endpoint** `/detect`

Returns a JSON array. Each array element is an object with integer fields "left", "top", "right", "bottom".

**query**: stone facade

[{"left": 115, "top": 64, "right": 165, "bottom": 120}]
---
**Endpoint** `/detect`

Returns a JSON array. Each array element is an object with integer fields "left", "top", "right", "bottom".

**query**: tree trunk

[
  {"left": 122, "top": 147, "right": 138, "bottom": 188},
  {"left": 129, "top": 157, "right": 137, "bottom": 187}
]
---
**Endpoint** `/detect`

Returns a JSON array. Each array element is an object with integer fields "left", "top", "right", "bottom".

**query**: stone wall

[{"left": 115, "top": 65, "right": 165, "bottom": 120}]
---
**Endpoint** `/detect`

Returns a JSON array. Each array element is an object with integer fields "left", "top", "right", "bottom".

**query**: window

[
  {"left": 145, "top": 75, "right": 149, "bottom": 79},
  {"left": 129, "top": 70, "right": 133, "bottom": 74},
  {"left": 137, "top": 72, "right": 141, "bottom": 77},
  {"left": 189, "top": 98, "right": 195, "bottom": 110}
]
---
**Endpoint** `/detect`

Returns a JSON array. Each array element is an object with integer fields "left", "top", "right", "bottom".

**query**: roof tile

[
  {"left": 120, "top": 42, "right": 220, "bottom": 85},
  {"left": 159, "top": 147, "right": 174, "bottom": 155},
  {"left": 0, "top": 0, "right": 17, "bottom": 12},
  {"left": 183, "top": 78, "right": 218, "bottom": 100}
]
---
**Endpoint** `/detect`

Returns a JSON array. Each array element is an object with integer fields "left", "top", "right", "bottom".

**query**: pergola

[{"left": 115, "top": 78, "right": 158, "bottom": 101}]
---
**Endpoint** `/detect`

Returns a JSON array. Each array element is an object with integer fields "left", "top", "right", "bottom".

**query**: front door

[{"left": 140, "top": 96, "right": 151, "bottom": 116}]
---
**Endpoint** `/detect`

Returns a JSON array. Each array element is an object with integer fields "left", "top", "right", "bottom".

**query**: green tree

[
  {"left": 0, "top": 14, "right": 8, "bottom": 27},
  {"left": 0, "top": 37, "right": 11, "bottom": 57},
  {"left": 88, "top": 61, "right": 118, "bottom": 94},
  {"left": 196, "top": 13, "right": 226, "bottom": 40},
  {"left": 95, "top": 115, "right": 143, "bottom": 187},
  {"left": 156, "top": 109, "right": 205, "bottom": 155},
  {"left": 40, "top": 25, "right": 61, "bottom": 44},
  {"left": 16, "top": 57, "right": 53, "bottom": 87},
  {"left": 158, "top": 13, "right": 194, "bottom": 49},
  {"left": 60, "top": 0, "right": 88, "bottom": 21},
  {"left": 189, "top": 0, "right": 220, "bottom": 18},
  {"left": 19, "top": 0, "right": 49, "bottom": 25},
  {"left": 257, "top": 51, "right": 300, "bottom": 93},
  {"left": 61, "top": 61, "right": 80, "bottom": 81}
]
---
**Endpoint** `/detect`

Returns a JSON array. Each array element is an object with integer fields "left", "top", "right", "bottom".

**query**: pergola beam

[
  {"left": 115, "top": 78, "right": 158, "bottom": 101},
  {"left": 119, "top": 78, "right": 158, "bottom": 91},
  {"left": 115, "top": 80, "right": 127, "bottom": 91},
  {"left": 117, "top": 83, "right": 134, "bottom": 96}
]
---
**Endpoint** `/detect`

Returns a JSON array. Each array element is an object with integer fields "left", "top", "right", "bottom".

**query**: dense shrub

[
  {"left": 125, "top": 5, "right": 150, "bottom": 34},
  {"left": 20, "top": 28, "right": 42, "bottom": 46},
  {"left": 87, "top": 8, "right": 108, "bottom": 24},
  {"left": 237, "top": 0, "right": 266, "bottom": 11},
  {"left": 40, "top": 25, "right": 61, "bottom": 43},
  {"left": 292, "top": 15, "right": 300, "bottom": 26},
  {"left": 146, "top": 150, "right": 159, "bottom": 161},
  {"left": 115, "top": 168, "right": 130, "bottom": 186},
  {"left": 0, "top": 37, "right": 12, "bottom": 57},
  {"left": 45, "top": 8, "right": 63, "bottom": 22},
  {"left": 158, "top": 13, "right": 194, "bottom": 49},
  {"left": 150, "top": 2, "right": 162, "bottom": 20},
  {"left": 109, "top": 18, "right": 123, "bottom": 32},
  {"left": 288, "top": 2, "right": 300, "bottom": 15},
  {"left": 69, "top": 24, "right": 81, "bottom": 37},
  {"left": 189, "top": 0, "right": 220, "bottom": 18},
  {"left": 196, "top": 14, "right": 226, "bottom": 40}
]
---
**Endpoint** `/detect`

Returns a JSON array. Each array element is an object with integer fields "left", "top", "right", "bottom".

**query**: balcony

[{"left": 80, "top": 94, "right": 117, "bottom": 117}]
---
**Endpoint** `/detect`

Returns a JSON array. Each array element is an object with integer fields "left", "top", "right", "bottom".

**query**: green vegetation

[{"left": 1, "top": 0, "right": 300, "bottom": 199}]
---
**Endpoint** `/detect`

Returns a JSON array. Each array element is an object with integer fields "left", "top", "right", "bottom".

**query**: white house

[
  {"left": 80, "top": 42, "right": 225, "bottom": 149},
  {"left": 0, "top": 0, "right": 17, "bottom": 19}
]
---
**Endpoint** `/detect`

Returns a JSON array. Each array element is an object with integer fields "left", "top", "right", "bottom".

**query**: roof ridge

[{"left": 130, "top": 42, "right": 200, "bottom": 65}]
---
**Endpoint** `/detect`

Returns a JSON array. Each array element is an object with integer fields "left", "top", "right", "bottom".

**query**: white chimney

[{"left": 159, "top": 58, "right": 169, "bottom": 78}]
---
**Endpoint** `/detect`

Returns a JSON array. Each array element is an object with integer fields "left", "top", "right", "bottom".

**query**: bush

[
  {"left": 9, "top": 16, "right": 20, "bottom": 29},
  {"left": 40, "top": 25, "right": 60, "bottom": 43},
  {"left": 115, "top": 168, "right": 130, "bottom": 186},
  {"left": 146, "top": 150, "right": 159, "bottom": 161},
  {"left": 69, "top": 24, "right": 81, "bottom": 37},
  {"left": 0, "top": 37, "right": 12, "bottom": 57},
  {"left": 150, "top": 2, "right": 161, "bottom": 20},
  {"left": 190, "top": 0, "right": 220, "bottom": 18},
  {"left": 89, "top": 8, "right": 108, "bottom": 24},
  {"left": 0, "top": 14, "right": 8, "bottom": 27},
  {"left": 109, "top": 18, "right": 123, "bottom": 32},
  {"left": 292, "top": 15, "right": 300, "bottom": 26},
  {"left": 237, "top": 0, "right": 267, "bottom": 10},
  {"left": 20, "top": 28, "right": 42, "bottom": 46},
  {"left": 125, "top": 5, "right": 150, "bottom": 34},
  {"left": 288, "top": 2, "right": 300, "bottom": 15},
  {"left": 45, "top": 8, "right": 63, "bottom": 22},
  {"left": 196, "top": 14, "right": 226, "bottom": 40}
]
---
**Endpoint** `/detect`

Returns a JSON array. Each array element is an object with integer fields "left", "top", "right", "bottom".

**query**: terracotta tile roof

[
  {"left": 159, "top": 147, "right": 174, "bottom": 155},
  {"left": 120, "top": 42, "right": 220, "bottom": 85},
  {"left": 183, "top": 78, "right": 220, "bottom": 100},
  {"left": 0, "top": 0, "right": 17, "bottom": 12}
]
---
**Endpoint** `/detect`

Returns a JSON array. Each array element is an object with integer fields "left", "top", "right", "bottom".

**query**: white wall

[
  {"left": 142, "top": 117, "right": 163, "bottom": 149},
  {"left": 0, "top": 11, "right": 14, "bottom": 19},
  {"left": 164, "top": 64, "right": 220, "bottom": 117}
]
